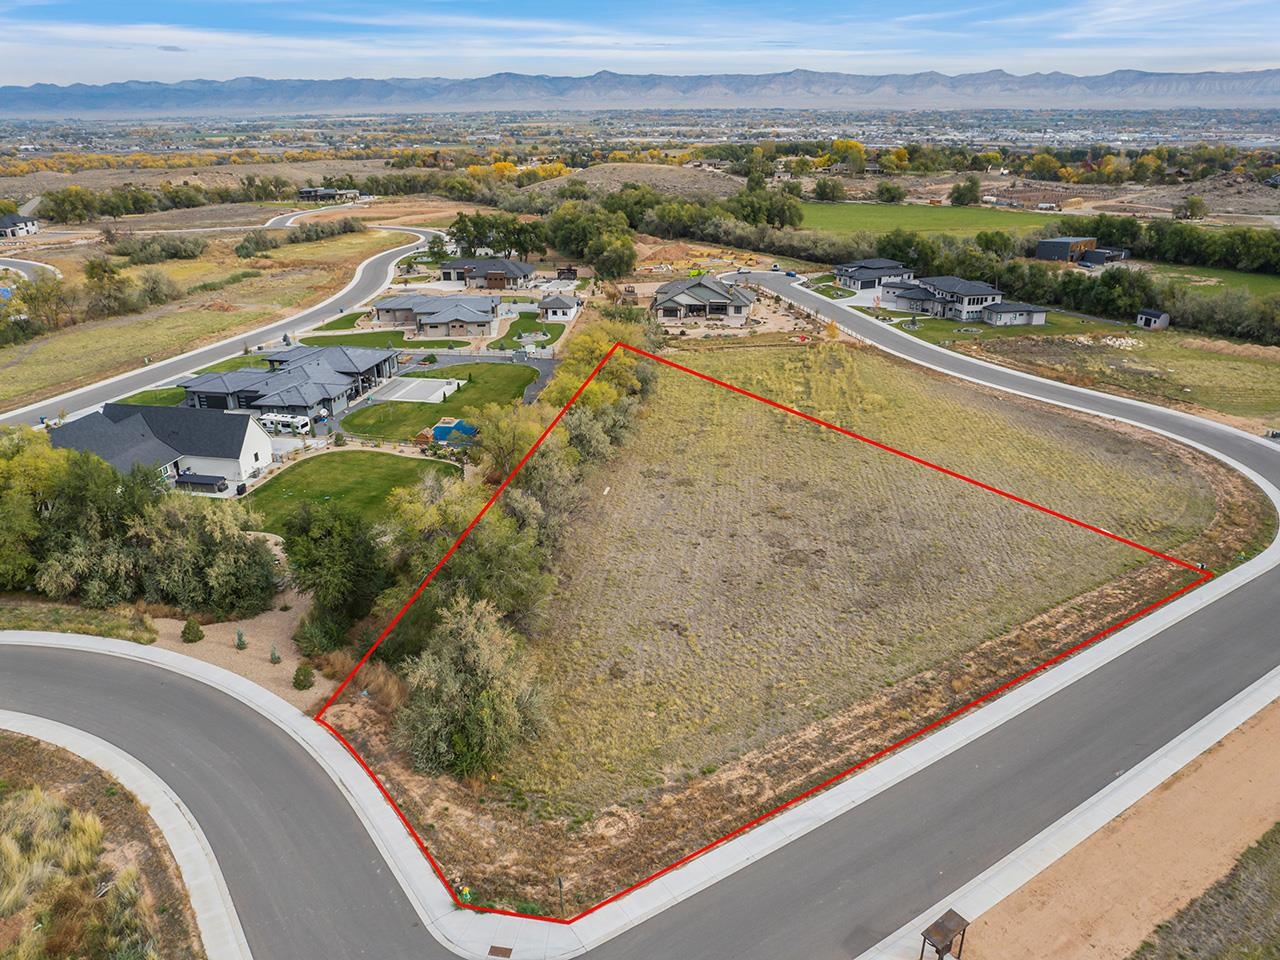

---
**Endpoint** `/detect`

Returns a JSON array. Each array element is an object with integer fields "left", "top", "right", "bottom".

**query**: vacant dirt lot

[
  {"left": 0, "top": 732, "right": 205, "bottom": 960},
  {"left": 971, "top": 698, "right": 1280, "bottom": 960},
  {"left": 326, "top": 338, "right": 1272, "bottom": 914},
  {"left": 522, "top": 161, "right": 740, "bottom": 200}
]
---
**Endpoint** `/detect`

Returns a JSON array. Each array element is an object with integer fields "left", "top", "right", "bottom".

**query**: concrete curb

[
  {"left": 0, "top": 256, "right": 62, "bottom": 279},
  {"left": 0, "top": 709, "right": 253, "bottom": 960}
]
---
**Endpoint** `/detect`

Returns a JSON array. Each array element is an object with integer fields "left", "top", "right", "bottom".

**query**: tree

[
  {"left": 181, "top": 617, "right": 204, "bottom": 644},
  {"left": 948, "top": 175, "right": 982, "bottom": 207},
  {"left": 1028, "top": 153, "right": 1063, "bottom": 181},
  {"left": 875, "top": 182, "right": 907, "bottom": 203},
  {"left": 1174, "top": 195, "right": 1208, "bottom": 220},
  {"left": 283, "top": 502, "right": 388, "bottom": 631},
  {"left": 586, "top": 232, "right": 637, "bottom": 279},
  {"left": 394, "top": 597, "right": 540, "bottom": 777},
  {"left": 812, "top": 178, "right": 846, "bottom": 202}
]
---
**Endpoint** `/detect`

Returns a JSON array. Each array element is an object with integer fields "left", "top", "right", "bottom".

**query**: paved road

[
  {"left": 0, "top": 256, "right": 59, "bottom": 281},
  {"left": 2, "top": 273, "right": 1278, "bottom": 959},
  {"left": 0, "top": 226, "right": 434, "bottom": 427}
]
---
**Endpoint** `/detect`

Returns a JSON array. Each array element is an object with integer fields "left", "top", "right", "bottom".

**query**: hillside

[{"left": 4, "top": 68, "right": 1280, "bottom": 117}]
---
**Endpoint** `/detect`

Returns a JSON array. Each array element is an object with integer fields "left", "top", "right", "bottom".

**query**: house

[
  {"left": 650, "top": 276, "right": 755, "bottom": 326},
  {"left": 1136, "top": 308, "right": 1170, "bottom": 330},
  {"left": 1036, "top": 237, "right": 1098, "bottom": 263},
  {"left": 50, "top": 404, "right": 274, "bottom": 490},
  {"left": 882, "top": 276, "right": 1004, "bottom": 321},
  {"left": 0, "top": 214, "right": 38, "bottom": 238},
  {"left": 833, "top": 258, "right": 914, "bottom": 291},
  {"left": 538, "top": 294, "right": 580, "bottom": 323},
  {"left": 180, "top": 345, "right": 398, "bottom": 421},
  {"left": 373, "top": 294, "right": 501, "bottom": 337},
  {"left": 980, "top": 302, "right": 1047, "bottom": 326},
  {"left": 440, "top": 258, "right": 536, "bottom": 290},
  {"left": 297, "top": 187, "right": 360, "bottom": 203}
]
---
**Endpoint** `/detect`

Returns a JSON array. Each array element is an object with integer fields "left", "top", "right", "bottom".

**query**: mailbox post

[{"left": 919, "top": 909, "right": 969, "bottom": 959}]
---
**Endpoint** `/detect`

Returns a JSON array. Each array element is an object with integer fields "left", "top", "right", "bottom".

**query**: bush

[
  {"left": 875, "top": 181, "right": 908, "bottom": 203},
  {"left": 292, "top": 663, "right": 315, "bottom": 690},
  {"left": 269, "top": 645, "right": 282, "bottom": 665},
  {"left": 948, "top": 175, "right": 982, "bottom": 206},
  {"left": 234, "top": 629, "right": 247, "bottom": 651},
  {"left": 180, "top": 617, "right": 203, "bottom": 644},
  {"left": 812, "top": 177, "right": 846, "bottom": 202},
  {"left": 293, "top": 614, "right": 348, "bottom": 655}
]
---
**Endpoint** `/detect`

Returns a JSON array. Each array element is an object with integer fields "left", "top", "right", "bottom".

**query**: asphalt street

[
  {"left": 1, "top": 272, "right": 1278, "bottom": 958},
  {"left": 0, "top": 225, "right": 434, "bottom": 428}
]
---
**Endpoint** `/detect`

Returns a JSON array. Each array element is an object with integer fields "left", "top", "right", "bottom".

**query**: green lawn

[
  {"left": 343, "top": 362, "right": 539, "bottom": 441},
  {"left": 116, "top": 387, "right": 186, "bottom": 406},
  {"left": 488, "top": 314, "right": 566, "bottom": 351},
  {"left": 800, "top": 202, "right": 1062, "bottom": 237},
  {"left": 1141, "top": 261, "right": 1280, "bottom": 299},
  {"left": 244, "top": 451, "right": 460, "bottom": 535},
  {"left": 893, "top": 310, "right": 1125, "bottom": 345},
  {"left": 314, "top": 311, "right": 367, "bottom": 331},
  {"left": 299, "top": 331, "right": 466, "bottom": 350},
  {"left": 195, "top": 355, "right": 271, "bottom": 374}
]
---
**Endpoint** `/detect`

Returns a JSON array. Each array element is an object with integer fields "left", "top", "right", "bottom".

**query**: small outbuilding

[
  {"left": 1136, "top": 308, "right": 1171, "bottom": 330},
  {"left": 1036, "top": 237, "right": 1097, "bottom": 263}
]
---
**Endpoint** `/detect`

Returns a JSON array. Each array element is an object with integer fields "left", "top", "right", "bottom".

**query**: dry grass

[
  {"left": 504, "top": 342, "right": 1217, "bottom": 811},
  {"left": 0, "top": 595, "right": 155, "bottom": 644},
  {"left": 318, "top": 650, "right": 408, "bottom": 712},
  {"left": 0, "top": 229, "right": 407, "bottom": 411}
]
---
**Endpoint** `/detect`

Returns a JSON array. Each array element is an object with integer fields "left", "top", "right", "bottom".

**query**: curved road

[
  {"left": 0, "top": 256, "right": 60, "bottom": 281},
  {"left": 2, "top": 274, "right": 1280, "bottom": 959},
  {"left": 0, "top": 224, "right": 434, "bottom": 428}
]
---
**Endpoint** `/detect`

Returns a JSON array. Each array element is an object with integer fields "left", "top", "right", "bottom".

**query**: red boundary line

[{"left": 312, "top": 340, "right": 1214, "bottom": 925}]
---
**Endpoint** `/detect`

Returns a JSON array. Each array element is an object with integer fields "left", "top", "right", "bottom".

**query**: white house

[
  {"left": 0, "top": 214, "right": 38, "bottom": 238},
  {"left": 538, "top": 293, "right": 580, "bottom": 323},
  {"left": 882, "top": 276, "right": 1004, "bottom": 321},
  {"left": 50, "top": 403, "right": 275, "bottom": 491},
  {"left": 1136, "top": 308, "right": 1171, "bottom": 330},
  {"left": 980, "top": 302, "right": 1047, "bottom": 326}
]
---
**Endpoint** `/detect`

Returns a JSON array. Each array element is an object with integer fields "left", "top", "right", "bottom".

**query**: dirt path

[{"left": 970, "top": 697, "right": 1280, "bottom": 959}]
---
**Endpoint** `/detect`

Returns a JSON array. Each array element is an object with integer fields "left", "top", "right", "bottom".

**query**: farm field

[
  {"left": 342, "top": 362, "right": 539, "bottom": 440},
  {"left": 800, "top": 201, "right": 1061, "bottom": 236},
  {"left": 244, "top": 450, "right": 460, "bottom": 535},
  {"left": 1140, "top": 261, "right": 1280, "bottom": 299},
  {"left": 328, "top": 339, "right": 1270, "bottom": 914},
  {"left": 965, "top": 330, "right": 1280, "bottom": 427},
  {"left": 0, "top": 229, "right": 408, "bottom": 412}
]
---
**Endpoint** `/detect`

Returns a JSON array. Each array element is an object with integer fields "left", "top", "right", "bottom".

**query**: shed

[
  {"left": 1136, "top": 308, "right": 1170, "bottom": 330},
  {"left": 1036, "top": 237, "right": 1097, "bottom": 263}
]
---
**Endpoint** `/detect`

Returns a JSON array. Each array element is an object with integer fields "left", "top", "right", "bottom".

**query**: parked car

[
  {"left": 770, "top": 263, "right": 780, "bottom": 271},
  {"left": 785, "top": 270, "right": 797, "bottom": 277}
]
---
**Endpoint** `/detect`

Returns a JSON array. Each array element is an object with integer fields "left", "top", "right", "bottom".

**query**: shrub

[
  {"left": 292, "top": 663, "right": 315, "bottom": 690},
  {"left": 180, "top": 617, "right": 203, "bottom": 644},
  {"left": 875, "top": 181, "right": 908, "bottom": 203},
  {"left": 293, "top": 614, "right": 347, "bottom": 656},
  {"left": 333, "top": 431, "right": 347, "bottom": 447},
  {"left": 269, "top": 645, "right": 282, "bottom": 665},
  {"left": 234, "top": 629, "right": 247, "bottom": 651}
]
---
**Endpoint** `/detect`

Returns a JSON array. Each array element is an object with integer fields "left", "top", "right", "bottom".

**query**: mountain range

[{"left": 4, "top": 69, "right": 1280, "bottom": 118}]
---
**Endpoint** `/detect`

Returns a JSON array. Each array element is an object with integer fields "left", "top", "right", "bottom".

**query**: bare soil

[
  {"left": 969, "top": 696, "right": 1280, "bottom": 960},
  {"left": 324, "top": 340, "right": 1273, "bottom": 915},
  {"left": 0, "top": 732, "right": 206, "bottom": 960}
]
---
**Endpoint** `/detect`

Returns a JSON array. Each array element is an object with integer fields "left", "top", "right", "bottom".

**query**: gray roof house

[
  {"left": 440, "top": 258, "right": 536, "bottom": 289},
  {"left": 881, "top": 276, "right": 1007, "bottom": 321},
  {"left": 833, "top": 258, "right": 915, "bottom": 291},
  {"left": 50, "top": 404, "right": 274, "bottom": 490},
  {"left": 980, "top": 301, "right": 1047, "bottom": 326},
  {"left": 373, "top": 294, "right": 501, "bottom": 337},
  {"left": 180, "top": 345, "right": 398, "bottom": 420},
  {"left": 538, "top": 293, "right": 580, "bottom": 323},
  {"left": 0, "top": 213, "right": 38, "bottom": 238},
  {"left": 651, "top": 277, "right": 755, "bottom": 326}
]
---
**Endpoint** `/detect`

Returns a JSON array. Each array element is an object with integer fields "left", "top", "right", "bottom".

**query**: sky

[{"left": 0, "top": 0, "right": 1276, "bottom": 86}]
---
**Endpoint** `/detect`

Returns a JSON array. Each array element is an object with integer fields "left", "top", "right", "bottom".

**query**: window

[{"left": 253, "top": 452, "right": 260, "bottom": 462}]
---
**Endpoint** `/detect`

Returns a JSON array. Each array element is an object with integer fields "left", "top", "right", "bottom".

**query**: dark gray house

[
  {"left": 650, "top": 276, "right": 755, "bottom": 325},
  {"left": 50, "top": 404, "right": 274, "bottom": 489},
  {"left": 179, "top": 345, "right": 398, "bottom": 420},
  {"left": 833, "top": 258, "right": 914, "bottom": 291},
  {"left": 1036, "top": 237, "right": 1098, "bottom": 262},
  {"left": 373, "top": 294, "right": 502, "bottom": 336},
  {"left": 440, "top": 258, "right": 536, "bottom": 289}
]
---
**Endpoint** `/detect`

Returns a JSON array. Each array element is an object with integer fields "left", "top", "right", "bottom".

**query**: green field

[
  {"left": 195, "top": 355, "right": 271, "bottom": 374},
  {"left": 244, "top": 451, "right": 460, "bottom": 535},
  {"left": 488, "top": 314, "right": 566, "bottom": 351},
  {"left": 116, "top": 387, "right": 186, "bottom": 406},
  {"left": 299, "top": 332, "right": 466, "bottom": 350},
  {"left": 893, "top": 310, "right": 1125, "bottom": 345},
  {"left": 800, "top": 202, "right": 1061, "bottom": 237},
  {"left": 342, "top": 362, "right": 539, "bottom": 440},
  {"left": 314, "top": 311, "right": 367, "bottom": 331},
  {"left": 1142, "top": 261, "right": 1280, "bottom": 299}
]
